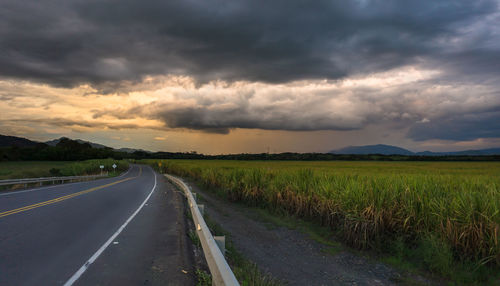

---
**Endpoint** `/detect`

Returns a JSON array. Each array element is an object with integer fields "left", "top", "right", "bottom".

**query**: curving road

[{"left": 0, "top": 164, "right": 194, "bottom": 285}]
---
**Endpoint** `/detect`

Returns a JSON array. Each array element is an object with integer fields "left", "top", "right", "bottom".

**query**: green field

[
  {"left": 0, "top": 159, "right": 129, "bottom": 180},
  {"left": 147, "top": 159, "right": 500, "bottom": 284}
]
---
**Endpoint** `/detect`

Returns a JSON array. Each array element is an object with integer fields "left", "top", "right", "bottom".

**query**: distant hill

[
  {"left": 45, "top": 137, "right": 109, "bottom": 149},
  {"left": 1, "top": 134, "right": 133, "bottom": 161},
  {"left": 45, "top": 137, "right": 151, "bottom": 153},
  {"left": 0, "top": 134, "right": 40, "bottom": 147},
  {"left": 117, "top": 147, "right": 152, "bottom": 154},
  {"left": 415, "top": 148, "right": 500, "bottom": 156},
  {"left": 330, "top": 144, "right": 500, "bottom": 156},
  {"left": 331, "top": 144, "right": 414, "bottom": 155}
]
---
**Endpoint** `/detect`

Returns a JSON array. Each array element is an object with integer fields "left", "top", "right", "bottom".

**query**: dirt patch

[{"left": 185, "top": 178, "right": 434, "bottom": 286}]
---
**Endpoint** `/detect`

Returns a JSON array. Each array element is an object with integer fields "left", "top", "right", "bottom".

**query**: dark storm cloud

[
  {"left": 84, "top": 72, "right": 500, "bottom": 139},
  {"left": 150, "top": 105, "right": 360, "bottom": 134},
  {"left": 2, "top": 118, "right": 167, "bottom": 131},
  {"left": 0, "top": 0, "right": 498, "bottom": 87},
  {"left": 407, "top": 110, "right": 500, "bottom": 141},
  {"left": 2, "top": 0, "right": 500, "bottom": 144}
]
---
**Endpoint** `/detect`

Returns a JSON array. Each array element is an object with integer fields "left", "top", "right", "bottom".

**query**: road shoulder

[{"left": 76, "top": 173, "right": 195, "bottom": 286}]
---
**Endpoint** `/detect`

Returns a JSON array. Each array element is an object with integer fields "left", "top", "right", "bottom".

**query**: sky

[{"left": 1, "top": 0, "right": 499, "bottom": 154}]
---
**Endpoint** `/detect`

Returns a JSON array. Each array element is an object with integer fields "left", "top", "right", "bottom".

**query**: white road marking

[
  {"left": 63, "top": 168, "right": 157, "bottom": 286},
  {"left": 0, "top": 167, "right": 134, "bottom": 197},
  {"left": 117, "top": 166, "right": 133, "bottom": 178}
]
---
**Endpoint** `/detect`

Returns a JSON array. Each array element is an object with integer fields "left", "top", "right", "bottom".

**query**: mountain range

[
  {"left": 330, "top": 144, "right": 500, "bottom": 156},
  {"left": 1, "top": 135, "right": 149, "bottom": 153},
  {"left": 45, "top": 137, "right": 109, "bottom": 149},
  {"left": 0, "top": 134, "right": 40, "bottom": 148},
  {"left": 2, "top": 134, "right": 500, "bottom": 156}
]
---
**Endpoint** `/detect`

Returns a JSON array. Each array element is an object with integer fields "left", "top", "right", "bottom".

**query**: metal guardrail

[
  {"left": 165, "top": 174, "right": 239, "bottom": 286},
  {"left": 0, "top": 174, "right": 107, "bottom": 187}
]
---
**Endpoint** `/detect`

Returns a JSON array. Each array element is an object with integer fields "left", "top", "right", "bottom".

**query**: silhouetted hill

[
  {"left": 45, "top": 137, "right": 151, "bottom": 153},
  {"left": 45, "top": 137, "right": 109, "bottom": 149},
  {"left": 0, "top": 134, "right": 40, "bottom": 147},
  {"left": 331, "top": 144, "right": 500, "bottom": 156},
  {"left": 1, "top": 135, "right": 128, "bottom": 161},
  {"left": 117, "top": 147, "right": 152, "bottom": 154},
  {"left": 416, "top": 148, "right": 500, "bottom": 156},
  {"left": 330, "top": 144, "right": 414, "bottom": 155}
]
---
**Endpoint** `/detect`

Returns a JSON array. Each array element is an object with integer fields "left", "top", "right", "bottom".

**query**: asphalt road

[{"left": 0, "top": 164, "right": 195, "bottom": 285}]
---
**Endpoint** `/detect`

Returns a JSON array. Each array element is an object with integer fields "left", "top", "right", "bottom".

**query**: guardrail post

[
  {"left": 197, "top": 204, "right": 205, "bottom": 215},
  {"left": 214, "top": 236, "right": 226, "bottom": 255}
]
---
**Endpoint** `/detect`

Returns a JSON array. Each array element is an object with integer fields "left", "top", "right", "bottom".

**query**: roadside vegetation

[
  {"left": 148, "top": 159, "right": 500, "bottom": 285},
  {"left": 185, "top": 193, "right": 282, "bottom": 286},
  {"left": 0, "top": 159, "right": 129, "bottom": 180}
]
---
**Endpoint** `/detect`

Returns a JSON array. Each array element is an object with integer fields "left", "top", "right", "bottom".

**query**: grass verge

[
  {"left": 183, "top": 190, "right": 282, "bottom": 286},
  {"left": 202, "top": 212, "right": 283, "bottom": 286},
  {"left": 0, "top": 159, "right": 129, "bottom": 180},
  {"left": 0, "top": 159, "right": 130, "bottom": 191}
]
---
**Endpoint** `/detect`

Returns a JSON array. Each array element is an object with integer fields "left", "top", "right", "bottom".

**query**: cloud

[
  {"left": 0, "top": 0, "right": 498, "bottom": 88},
  {"left": 1, "top": 61, "right": 499, "bottom": 144},
  {"left": 89, "top": 68, "right": 500, "bottom": 143},
  {"left": 408, "top": 110, "right": 500, "bottom": 141},
  {"left": 1, "top": 0, "right": 499, "bottom": 149},
  {"left": 1, "top": 118, "right": 167, "bottom": 132}
]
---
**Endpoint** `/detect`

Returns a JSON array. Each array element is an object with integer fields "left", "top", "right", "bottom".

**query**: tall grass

[{"left": 147, "top": 159, "right": 500, "bottom": 282}]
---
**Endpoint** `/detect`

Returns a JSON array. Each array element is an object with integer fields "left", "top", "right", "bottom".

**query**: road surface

[{"left": 0, "top": 164, "right": 194, "bottom": 285}]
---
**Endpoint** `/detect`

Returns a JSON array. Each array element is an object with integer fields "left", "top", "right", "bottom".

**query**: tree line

[{"left": 1, "top": 138, "right": 498, "bottom": 161}]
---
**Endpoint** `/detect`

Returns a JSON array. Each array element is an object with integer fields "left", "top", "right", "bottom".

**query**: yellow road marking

[{"left": 0, "top": 167, "right": 143, "bottom": 219}]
